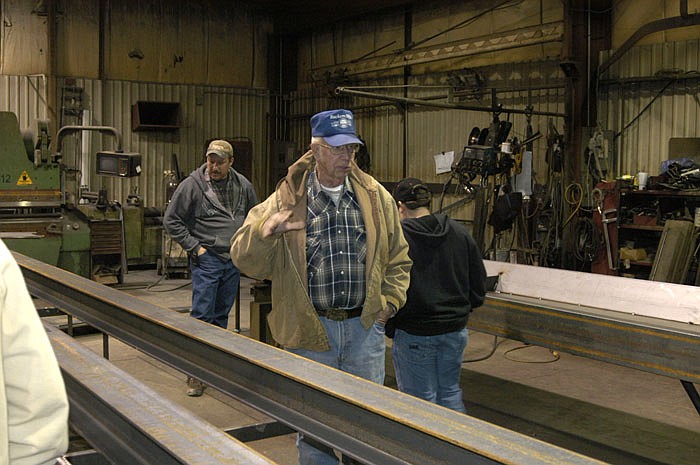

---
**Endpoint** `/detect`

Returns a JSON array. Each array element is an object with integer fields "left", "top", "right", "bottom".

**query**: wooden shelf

[
  {"left": 620, "top": 224, "right": 664, "bottom": 232},
  {"left": 617, "top": 186, "right": 700, "bottom": 281},
  {"left": 621, "top": 189, "right": 700, "bottom": 198}
]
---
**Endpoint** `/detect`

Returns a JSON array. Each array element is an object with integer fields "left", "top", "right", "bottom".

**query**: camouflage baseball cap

[{"left": 206, "top": 140, "right": 233, "bottom": 159}]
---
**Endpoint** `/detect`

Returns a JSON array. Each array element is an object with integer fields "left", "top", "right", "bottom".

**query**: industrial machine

[
  {"left": 158, "top": 164, "right": 190, "bottom": 278},
  {"left": 0, "top": 111, "right": 152, "bottom": 283}
]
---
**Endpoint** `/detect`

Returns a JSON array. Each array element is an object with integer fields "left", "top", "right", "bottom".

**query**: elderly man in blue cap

[{"left": 231, "top": 109, "right": 411, "bottom": 465}]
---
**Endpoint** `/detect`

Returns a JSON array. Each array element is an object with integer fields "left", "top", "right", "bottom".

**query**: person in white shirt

[{"left": 0, "top": 239, "right": 69, "bottom": 465}]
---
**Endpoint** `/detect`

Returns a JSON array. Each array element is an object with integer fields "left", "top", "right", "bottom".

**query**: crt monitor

[{"left": 96, "top": 151, "right": 141, "bottom": 177}]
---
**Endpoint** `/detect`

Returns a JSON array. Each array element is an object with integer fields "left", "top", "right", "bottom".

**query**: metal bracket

[{"left": 602, "top": 208, "right": 618, "bottom": 270}]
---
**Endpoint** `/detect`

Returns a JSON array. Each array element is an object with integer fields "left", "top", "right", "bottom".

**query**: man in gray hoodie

[{"left": 164, "top": 139, "right": 257, "bottom": 396}]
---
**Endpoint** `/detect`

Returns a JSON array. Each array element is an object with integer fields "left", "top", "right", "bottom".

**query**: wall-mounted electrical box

[{"left": 131, "top": 101, "right": 182, "bottom": 131}]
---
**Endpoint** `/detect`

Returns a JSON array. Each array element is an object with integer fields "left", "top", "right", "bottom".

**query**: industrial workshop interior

[{"left": 1, "top": 0, "right": 699, "bottom": 464}]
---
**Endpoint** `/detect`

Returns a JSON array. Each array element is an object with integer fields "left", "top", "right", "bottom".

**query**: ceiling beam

[{"left": 310, "top": 21, "right": 564, "bottom": 80}]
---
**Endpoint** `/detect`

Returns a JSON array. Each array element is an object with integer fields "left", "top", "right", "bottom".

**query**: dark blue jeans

[
  {"left": 189, "top": 251, "right": 239, "bottom": 329},
  {"left": 288, "top": 316, "right": 386, "bottom": 465},
  {"left": 392, "top": 327, "right": 468, "bottom": 413}
]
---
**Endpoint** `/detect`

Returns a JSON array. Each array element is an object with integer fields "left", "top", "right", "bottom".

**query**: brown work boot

[{"left": 186, "top": 376, "right": 205, "bottom": 397}]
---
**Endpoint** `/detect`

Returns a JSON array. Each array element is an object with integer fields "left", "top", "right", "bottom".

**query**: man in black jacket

[{"left": 390, "top": 177, "right": 487, "bottom": 412}]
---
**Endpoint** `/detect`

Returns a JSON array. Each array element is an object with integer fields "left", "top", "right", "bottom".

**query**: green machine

[{"left": 0, "top": 111, "right": 146, "bottom": 283}]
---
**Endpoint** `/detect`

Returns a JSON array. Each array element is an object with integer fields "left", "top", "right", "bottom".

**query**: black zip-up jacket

[{"left": 392, "top": 213, "right": 486, "bottom": 336}]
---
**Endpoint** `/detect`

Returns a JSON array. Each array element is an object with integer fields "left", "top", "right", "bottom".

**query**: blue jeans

[
  {"left": 288, "top": 316, "right": 386, "bottom": 465},
  {"left": 190, "top": 251, "right": 239, "bottom": 329},
  {"left": 391, "top": 328, "right": 468, "bottom": 413}
]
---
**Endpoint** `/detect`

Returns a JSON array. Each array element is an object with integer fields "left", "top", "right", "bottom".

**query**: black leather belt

[{"left": 317, "top": 307, "right": 363, "bottom": 321}]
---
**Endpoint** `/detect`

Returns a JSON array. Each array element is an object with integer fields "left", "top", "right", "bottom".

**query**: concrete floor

[{"left": 67, "top": 269, "right": 700, "bottom": 465}]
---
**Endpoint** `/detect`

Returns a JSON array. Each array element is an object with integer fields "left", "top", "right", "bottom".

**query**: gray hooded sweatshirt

[{"left": 163, "top": 163, "right": 257, "bottom": 262}]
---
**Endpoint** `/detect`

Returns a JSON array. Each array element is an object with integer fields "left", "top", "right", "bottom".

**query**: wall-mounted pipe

[{"left": 599, "top": 1, "right": 700, "bottom": 74}]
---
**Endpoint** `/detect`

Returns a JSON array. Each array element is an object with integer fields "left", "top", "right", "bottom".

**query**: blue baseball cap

[{"left": 310, "top": 109, "right": 363, "bottom": 147}]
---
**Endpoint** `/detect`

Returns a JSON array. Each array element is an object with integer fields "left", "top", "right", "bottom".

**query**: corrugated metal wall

[
  {"left": 1, "top": 75, "right": 271, "bottom": 208},
  {"left": 10, "top": 36, "right": 697, "bottom": 214},
  {"left": 287, "top": 61, "right": 566, "bottom": 221},
  {"left": 0, "top": 75, "right": 48, "bottom": 127},
  {"left": 285, "top": 38, "right": 700, "bottom": 199},
  {"left": 598, "top": 39, "right": 700, "bottom": 178}
]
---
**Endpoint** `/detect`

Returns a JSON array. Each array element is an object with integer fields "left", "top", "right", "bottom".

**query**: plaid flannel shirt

[{"left": 306, "top": 172, "right": 367, "bottom": 311}]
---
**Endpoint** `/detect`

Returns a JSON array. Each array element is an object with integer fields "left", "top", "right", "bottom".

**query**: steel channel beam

[
  {"left": 18, "top": 252, "right": 607, "bottom": 465},
  {"left": 45, "top": 322, "right": 275, "bottom": 465},
  {"left": 470, "top": 293, "right": 700, "bottom": 384}
]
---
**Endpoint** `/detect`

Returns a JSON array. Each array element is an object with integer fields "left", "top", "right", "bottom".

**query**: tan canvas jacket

[{"left": 230, "top": 151, "right": 411, "bottom": 351}]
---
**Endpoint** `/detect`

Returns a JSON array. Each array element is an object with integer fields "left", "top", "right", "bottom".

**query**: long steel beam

[
  {"left": 335, "top": 87, "right": 566, "bottom": 117},
  {"left": 16, "top": 252, "right": 606, "bottom": 465},
  {"left": 470, "top": 293, "right": 700, "bottom": 384},
  {"left": 46, "top": 322, "right": 275, "bottom": 465}
]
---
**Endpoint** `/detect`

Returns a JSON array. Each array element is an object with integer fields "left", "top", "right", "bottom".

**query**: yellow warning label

[{"left": 17, "top": 170, "right": 33, "bottom": 186}]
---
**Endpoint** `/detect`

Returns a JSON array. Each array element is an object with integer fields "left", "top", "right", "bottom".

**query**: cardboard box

[
  {"left": 632, "top": 214, "right": 657, "bottom": 226},
  {"left": 619, "top": 247, "right": 648, "bottom": 261}
]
